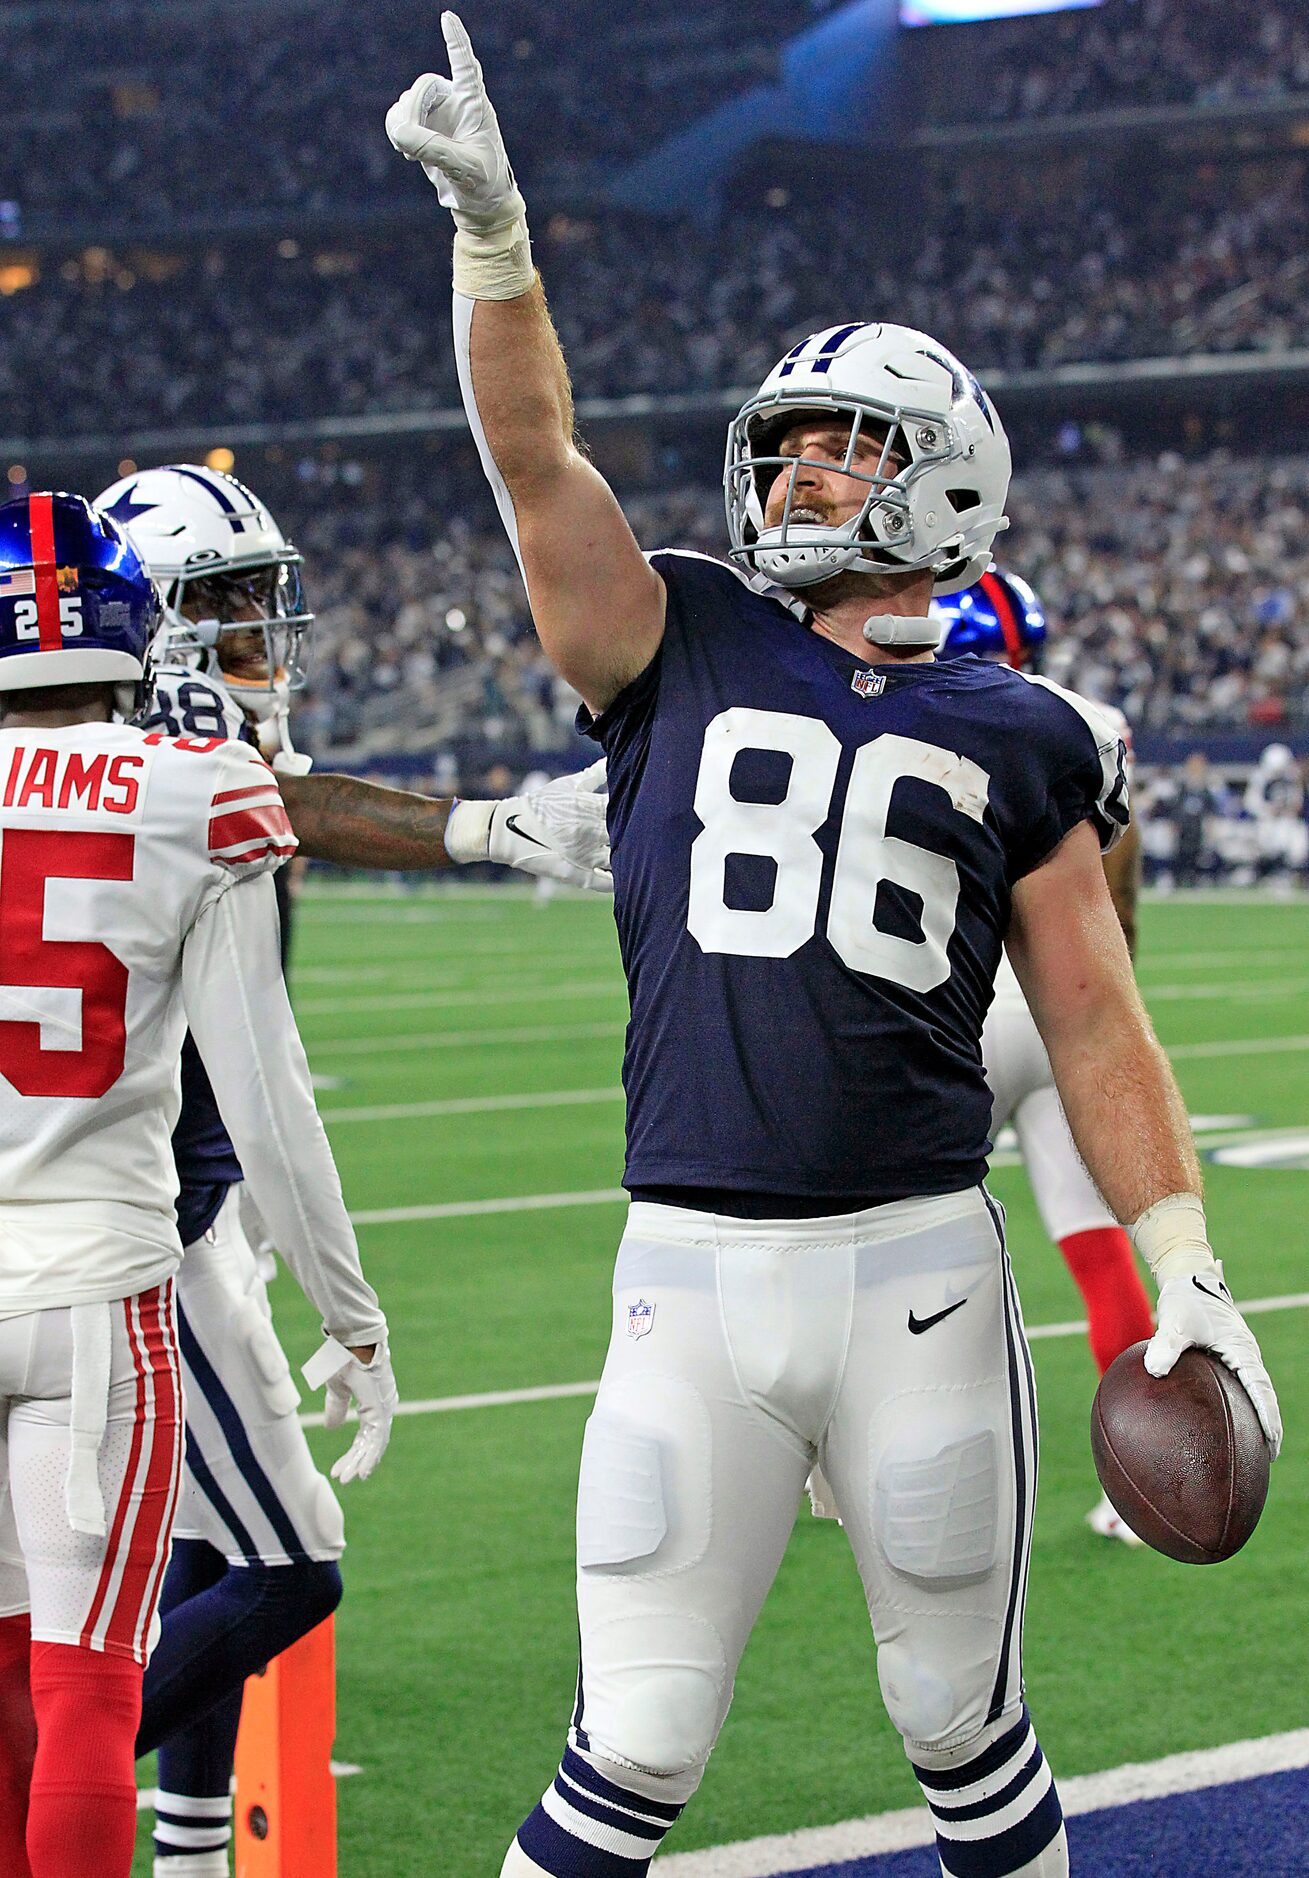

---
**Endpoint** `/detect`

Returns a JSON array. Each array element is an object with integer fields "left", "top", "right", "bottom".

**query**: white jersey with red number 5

[{"left": 0, "top": 721, "right": 294, "bottom": 1318}]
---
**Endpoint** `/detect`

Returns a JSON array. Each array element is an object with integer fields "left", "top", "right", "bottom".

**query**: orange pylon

[{"left": 233, "top": 1616, "right": 338, "bottom": 1878}]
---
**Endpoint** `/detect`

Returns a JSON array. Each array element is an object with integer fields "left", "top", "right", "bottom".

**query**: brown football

[{"left": 1090, "top": 1340, "right": 1270, "bottom": 1564}]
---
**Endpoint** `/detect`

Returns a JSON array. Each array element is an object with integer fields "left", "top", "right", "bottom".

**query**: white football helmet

[
  {"left": 724, "top": 322, "right": 1011, "bottom": 600},
  {"left": 94, "top": 464, "right": 313, "bottom": 723}
]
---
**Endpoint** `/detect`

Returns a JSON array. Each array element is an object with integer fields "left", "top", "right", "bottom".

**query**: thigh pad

[{"left": 874, "top": 1426, "right": 999, "bottom": 1585}]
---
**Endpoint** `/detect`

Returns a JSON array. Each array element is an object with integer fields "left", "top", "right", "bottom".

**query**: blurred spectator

[
  {"left": 4, "top": 158, "right": 1305, "bottom": 439},
  {"left": 920, "top": 0, "right": 1309, "bottom": 125},
  {"left": 1172, "top": 753, "right": 1218, "bottom": 887}
]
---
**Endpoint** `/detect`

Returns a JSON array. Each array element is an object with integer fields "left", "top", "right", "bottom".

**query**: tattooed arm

[
  {"left": 278, "top": 765, "right": 613, "bottom": 888},
  {"left": 279, "top": 771, "right": 456, "bottom": 869}
]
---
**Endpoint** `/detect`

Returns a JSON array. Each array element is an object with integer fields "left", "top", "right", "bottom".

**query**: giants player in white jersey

[
  {"left": 932, "top": 571, "right": 1155, "bottom": 1544},
  {"left": 0, "top": 493, "right": 395, "bottom": 1878},
  {"left": 91, "top": 461, "right": 612, "bottom": 1878}
]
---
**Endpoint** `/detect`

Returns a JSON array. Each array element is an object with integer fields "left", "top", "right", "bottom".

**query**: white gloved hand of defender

[
  {"left": 1133, "top": 1193, "right": 1282, "bottom": 1458},
  {"left": 305, "top": 1337, "right": 400, "bottom": 1483},
  {"left": 386, "top": 11, "right": 524, "bottom": 234},
  {"left": 446, "top": 761, "right": 612, "bottom": 891}
]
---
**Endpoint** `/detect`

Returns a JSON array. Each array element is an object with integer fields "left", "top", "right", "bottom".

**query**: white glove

[
  {"left": 306, "top": 1337, "right": 400, "bottom": 1484},
  {"left": 446, "top": 761, "right": 612, "bottom": 891},
  {"left": 386, "top": 12, "right": 524, "bottom": 234},
  {"left": 1146, "top": 1268, "right": 1282, "bottom": 1459}
]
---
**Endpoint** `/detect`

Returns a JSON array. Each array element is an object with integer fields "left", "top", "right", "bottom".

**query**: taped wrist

[
  {"left": 444, "top": 797, "right": 495, "bottom": 865},
  {"left": 452, "top": 211, "right": 534, "bottom": 301},
  {"left": 1129, "top": 1192, "right": 1217, "bottom": 1285}
]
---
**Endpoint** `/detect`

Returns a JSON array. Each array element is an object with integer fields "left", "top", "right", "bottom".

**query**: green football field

[{"left": 134, "top": 888, "right": 1309, "bottom": 1876}]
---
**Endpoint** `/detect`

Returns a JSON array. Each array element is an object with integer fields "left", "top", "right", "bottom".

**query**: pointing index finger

[{"left": 442, "top": 11, "right": 484, "bottom": 91}]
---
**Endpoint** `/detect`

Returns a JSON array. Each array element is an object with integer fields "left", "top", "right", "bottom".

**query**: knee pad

[
  {"left": 580, "top": 1610, "right": 725, "bottom": 1783},
  {"left": 873, "top": 1425, "right": 1000, "bottom": 1586}
]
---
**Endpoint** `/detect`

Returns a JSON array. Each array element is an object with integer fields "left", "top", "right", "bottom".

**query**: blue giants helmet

[
  {"left": 0, "top": 492, "right": 158, "bottom": 709},
  {"left": 932, "top": 566, "right": 1047, "bottom": 670}
]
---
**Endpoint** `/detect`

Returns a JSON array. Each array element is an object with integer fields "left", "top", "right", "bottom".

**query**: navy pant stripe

[
  {"left": 179, "top": 1303, "right": 308, "bottom": 1560},
  {"left": 180, "top": 1424, "right": 259, "bottom": 1560},
  {"left": 981, "top": 1190, "right": 1030, "bottom": 1723}
]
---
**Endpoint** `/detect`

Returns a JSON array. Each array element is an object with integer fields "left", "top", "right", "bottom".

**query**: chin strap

[{"left": 862, "top": 613, "right": 939, "bottom": 649}]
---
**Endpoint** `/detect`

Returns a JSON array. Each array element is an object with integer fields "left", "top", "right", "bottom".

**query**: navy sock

[{"left": 138, "top": 1539, "right": 343, "bottom": 1757}]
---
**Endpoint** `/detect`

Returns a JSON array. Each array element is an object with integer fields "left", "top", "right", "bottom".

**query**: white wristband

[
  {"left": 1129, "top": 1192, "right": 1217, "bottom": 1284},
  {"left": 444, "top": 797, "right": 494, "bottom": 865},
  {"left": 453, "top": 214, "right": 534, "bottom": 301}
]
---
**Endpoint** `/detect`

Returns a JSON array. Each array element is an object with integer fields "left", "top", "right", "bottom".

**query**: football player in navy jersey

[
  {"left": 93, "top": 462, "right": 613, "bottom": 1878},
  {"left": 388, "top": 22, "right": 1281, "bottom": 1878}
]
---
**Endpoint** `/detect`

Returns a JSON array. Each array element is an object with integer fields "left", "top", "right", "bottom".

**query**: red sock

[
  {"left": 1059, "top": 1226, "right": 1155, "bottom": 1376},
  {"left": 26, "top": 1642, "right": 142, "bottom": 1878},
  {"left": 0, "top": 1614, "right": 35, "bottom": 1878}
]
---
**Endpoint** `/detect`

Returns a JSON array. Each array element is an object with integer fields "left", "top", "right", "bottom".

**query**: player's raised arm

[
  {"left": 1006, "top": 821, "right": 1281, "bottom": 1456},
  {"left": 279, "top": 763, "right": 611, "bottom": 889},
  {"left": 386, "top": 12, "right": 665, "bottom": 712}
]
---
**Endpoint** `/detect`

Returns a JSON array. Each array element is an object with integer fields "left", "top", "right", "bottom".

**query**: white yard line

[
  {"left": 295, "top": 979, "right": 625, "bottom": 1017},
  {"left": 322, "top": 1087, "right": 625, "bottom": 1124},
  {"left": 1144, "top": 979, "right": 1309, "bottom": 1002},
  {"left": 298, "top": 1293, "right": 1309, "bottom": 1426},
  {"left": 653, "top": 1730, "right": 1309, "bottom": 1874},
  {"left": 1169, "top": 1033, "right": 1309, "bottom": 1060},
  {"left": 308, "top": 1020, "right": 627, "bottom": 1056},
  {"left": 350, "top": 1187, "right": 628, "bottom": 1225},
  {"left": 1139, "top": 948, "right": 1308, "bottom": 969}
]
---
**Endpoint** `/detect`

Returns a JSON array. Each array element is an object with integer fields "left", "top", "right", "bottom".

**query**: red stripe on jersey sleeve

[
  {"left": 208, "top": 801, "right": 296, "bottom": 861},
  {"left": 211, "top": 782, "right": 281, "bottom": 808}
]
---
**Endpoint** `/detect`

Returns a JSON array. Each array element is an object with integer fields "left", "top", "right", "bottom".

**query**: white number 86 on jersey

[{"left": 687, "top": 708, "right": 990, "bottom": 993}]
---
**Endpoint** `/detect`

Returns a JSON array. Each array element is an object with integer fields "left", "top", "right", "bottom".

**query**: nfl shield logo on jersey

[
  {"left": 627, "top": 1299, "right": 655, "bottom": 1340},
  {"left": 851, "top": 668, "right": 886, "bottom": 699}
]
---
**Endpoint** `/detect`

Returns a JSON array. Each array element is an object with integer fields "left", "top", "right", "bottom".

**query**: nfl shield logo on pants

[{"left": 627, "top": 1298, "right": 655, "bottom": 1340}]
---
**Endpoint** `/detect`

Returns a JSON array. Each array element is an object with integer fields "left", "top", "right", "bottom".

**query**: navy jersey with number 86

[{"left": 583, "top": 551, "right": 1127, "bottom": 1206}]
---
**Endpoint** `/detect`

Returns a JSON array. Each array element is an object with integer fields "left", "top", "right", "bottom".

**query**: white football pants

[
  {"left": 173, "top": 1187, "right": 344, "bottom": 1566},
  {"left": 571, "top": 1188, "right": 1039, "bottom": 1792},
  {"left": 983, "top": 987, "right": 1115, "bottom": 1244},
  {"left": 0, "top": 1282, "right": 183, "bottom": 1665}
]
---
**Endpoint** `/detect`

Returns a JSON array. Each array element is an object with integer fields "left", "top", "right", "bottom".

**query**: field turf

[{"left": 133, "top": 888, "right": 1309, "bottom": 1875}]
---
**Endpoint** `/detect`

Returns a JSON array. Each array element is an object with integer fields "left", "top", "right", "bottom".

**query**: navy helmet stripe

[
  {"left": 812, "top": 323, "right": 865, "bottom": 373},
  {"left": 169, "top": 465, "right": 253, "bottom": 533}
]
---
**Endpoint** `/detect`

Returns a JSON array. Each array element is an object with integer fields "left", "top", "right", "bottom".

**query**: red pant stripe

[
  {"left": 77, "top": 1293, "right": 152, "bottom": 1651},
  {"left": 130, "top": 1284, "right": 183, "bottom": 1660},
  {"left": 101, "top": 1287, "right": 180, "bottom": 1662}
]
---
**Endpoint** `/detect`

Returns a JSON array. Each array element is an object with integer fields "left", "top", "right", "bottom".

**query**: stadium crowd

[
  {"left": 6, "top": 1, "right": 1306, "bottom": 238},
  {"left": 924, "top": 0, "right": 1309, "bottom": 123},
  {"left": 277, "top": 447, "right": 1309, "bottom": 774},
  {"left": 2, "top": 0, "right": 817, "bottom": 233},
  {"left": 6, "top": 157, "right": 1304, "bottom": 439}
]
